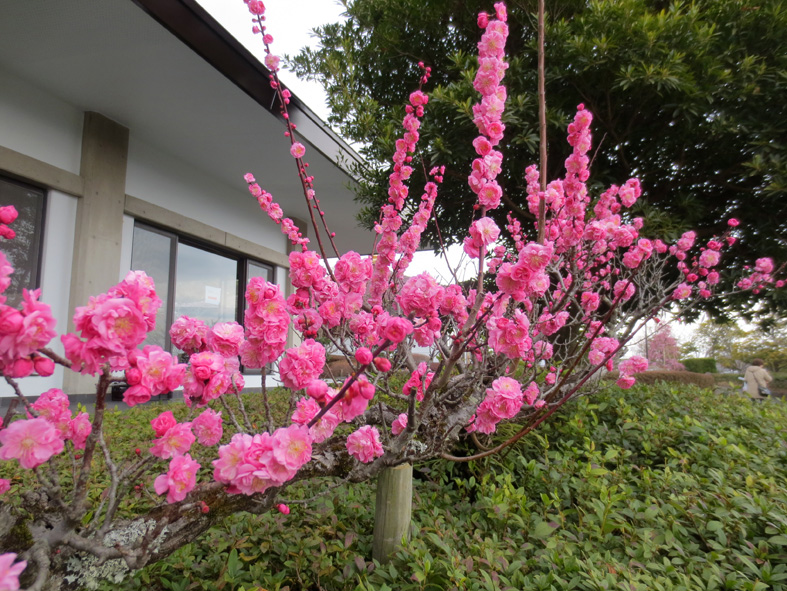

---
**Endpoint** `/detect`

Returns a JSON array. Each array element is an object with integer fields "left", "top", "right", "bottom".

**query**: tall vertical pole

[{"left": 536, "top": 0, "right": 548, "bottom": 244}]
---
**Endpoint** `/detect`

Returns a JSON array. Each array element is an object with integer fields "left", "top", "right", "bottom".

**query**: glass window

[
  {"left": 0, "top": 176, "right": 45, "bottom": 307},
  {"left": 175, "top": 243, "right": 238, "bottom": 328},
  {"left": 247, "top": 260, "right": 271, "bottom": 286},
  {"left": 130, "top": 221, "right": 274, "bottom": 363},
  {"left": 130, "top": 225, "right": 175, "bottom": 349}
]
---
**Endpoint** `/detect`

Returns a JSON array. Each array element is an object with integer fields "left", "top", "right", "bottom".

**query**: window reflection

[
  {"left": 174, "top": 243, "right": 238, "bottom": 328},
  {"left": 130, "top": 226, "right": 174, "bottom": 349},
  {"left": 0, "top": 177, "right": 44, "bottom": 308},
  {"left": 247, "top": 260, "right": 271, "bottom": 286}
]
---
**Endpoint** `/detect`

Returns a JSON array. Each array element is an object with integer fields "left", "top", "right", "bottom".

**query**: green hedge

[
  {"left": 112, "top": 383, "right": 787, "bottom": 591},
  {"left": 681, "top": 358, "right": 717, "bottom": 373},
  {"left": 607, "top": 370, "right": 715, "bottom": 389}
]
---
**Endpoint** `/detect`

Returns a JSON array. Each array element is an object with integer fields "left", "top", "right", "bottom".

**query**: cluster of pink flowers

[
  {"left": 346, "top": 425, "right": 384, "bottom": 463},
  {"left": 0, "top": 416, "right": 64, "bottom": 469},
  {"left": 244, "top": 174, "right": 310, "bottom": 250},
  {"left": 397, "top": 273, "right": 445, "bottom": 319},
  {"left": 334, "top": 251, "right": 373, "bottom": 295},
  {"left": 279, "top": 338, "right": 326, "bottom": 390},
  {"left": 617, "top": 355, "right": 649, "bottom": 389},
  {"left": 154, "top": 453, "right": 201, "bottom": 504},
  {"left": 169, "top": 315, "right": 209, "bottom": 355},
  {"left": 395, "top": 168, "right": 443, "bottom": 277},
  {"left": 369, "top": 83, "right": 430, "bottom": 304},
  {"left": 183, "top": 351, "right": 243, "bottom": 407},
  {"left": 291, "top": 395, "right": 340, "bottom": 443},
  {"left": 495, "top": 242, "right": 553, "bottom": 303},
  {"left": 488, "top": 309, "right": 532, "bottom": 360},
  {"left": 737, "top": 257, "right": 780, "bottom": 292},
  {"left": 150, "top": 415, "right": 195, "bottom": 460},
  {"left": 402, "top": 362, "right": 434, "bottom": 402},
  {"left": 467, "top": 377, "right": 538, "bottom": 434},
  {"left": 192, "top": 408, "right": 224, "bottom": 446},
  {"left": 338, "top": 373, "right": 377, "bottom": 421},
  {"left": 241, "top": 278, "right": 289, "bottom": 367},
  {"left": 124, "top": 346, "right": 186, "bottom": 406},
  {"left": 0, "top": 240, "right": 55, "bottom": 378},
  {"left": 588, "top": 336, "right": 620, "bottom": 369},
  {"left": 467, "top": 2, "right": 508, "bottom": 216},
  {"left": 149, "top": 408, "right": 221, "bottom": 503},
  {"left": 0, "top": 388, "right": 92, "bottom": 472},
  {"left": 0, "top": 287, "right": 57, "bottom": 376},
  {"left": 0, "top": 206, "right": 18, "bottom": 240},
  {"left": 207, "top": 321, "right": 245, "bottom": 358},
  {"left": 391, "top": 413, "right": 408, "bottom": 436},
  {"left": 213, "top": 424, "right": 313, "bottom": 495},
  {"left": 62, "top": 271, "right": 161, "bottom": 375}
]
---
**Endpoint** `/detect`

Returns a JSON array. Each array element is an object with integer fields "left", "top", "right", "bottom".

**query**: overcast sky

[{"left": 196, "top": 0, "right": 346, "bottom": 122}]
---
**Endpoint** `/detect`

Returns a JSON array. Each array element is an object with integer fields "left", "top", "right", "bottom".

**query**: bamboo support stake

[{"left": 372, "top": 464, "right": 413, "bottom": 563}]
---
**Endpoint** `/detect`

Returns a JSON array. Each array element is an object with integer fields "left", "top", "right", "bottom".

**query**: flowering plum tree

[
  {"left": 0, "top": 1, "right": 782, "bottom": 589},
  {"left": 645, "top": 324, "right": 685, "bottom": 371}
]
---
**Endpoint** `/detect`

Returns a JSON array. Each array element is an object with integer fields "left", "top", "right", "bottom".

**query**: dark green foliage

[
  {"left": 681, "top": 358, "right": 717, "bottom": 373},
  {"left": 290, "top": 0, "right": 787, "bottom": 319},
  {"left": 113, "top": 383, "right": 787, "bottom": 590}
]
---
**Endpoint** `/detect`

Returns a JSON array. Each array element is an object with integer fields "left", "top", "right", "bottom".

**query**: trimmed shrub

[
  {"left": 607, "top": 369, "right": 715, "bottom": 389},
  {"left": 682, "top": 357, "right": 717, "bottom": 373},
  {"left": 111, "top": 383, "right": 787, "bottom": 591}
]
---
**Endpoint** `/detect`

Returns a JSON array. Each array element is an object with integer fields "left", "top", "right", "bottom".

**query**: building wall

[
  {"left": 0, "top": 67, "right": 83, "bottom": 175},
  {"left": 126, "top": 135, "right": 287, "bottom": 255},
  {"left": 0, "top": 69, "right": 290, "bottom": 398}
]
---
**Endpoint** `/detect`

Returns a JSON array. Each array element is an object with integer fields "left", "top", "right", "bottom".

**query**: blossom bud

[
  {"left": 355, "top": 347, "right": 373, "bottom": 366},
  {"left": 33, "top": 356, "right": 55, "bottom": 377},
  {"left": 125, "top": 367, "right": 142, "bottom": 386},
  {"left": 374, "top": 357, "right": 392, "bottom": 372},
  {"left": 0, "top": 206, "right": 18, "bottom": 224},
  {"left": 306, "top": 379, "right": 329, "bottom": 402},
  {"left": 276, "top": 503, "right": 290, "bottom": 515},
  {"left": 8, "top": 357, "right": 33, "bottom": 378}
]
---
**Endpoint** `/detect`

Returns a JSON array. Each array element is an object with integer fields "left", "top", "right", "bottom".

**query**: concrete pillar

[{"left": 64, "top": 112, "right": 129, "bottom": 394}]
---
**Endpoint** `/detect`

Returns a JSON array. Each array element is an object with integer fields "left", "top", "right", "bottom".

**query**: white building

[{"left": 0, "top": 0, "right": 369, "bottom": 400}]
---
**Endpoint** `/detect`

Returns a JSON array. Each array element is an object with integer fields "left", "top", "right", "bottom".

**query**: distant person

[{"left": 744, "top": 359, "right": 773, "bottom": 401}]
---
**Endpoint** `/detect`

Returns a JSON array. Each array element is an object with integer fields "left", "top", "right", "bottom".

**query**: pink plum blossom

[
  {"left": 150, "top": 411, "right": 177, "bottom": 438},
  {"left": 154, "top": 453, "right": 200, "bottom": 504},
  {"left": 279, "top": 339, "right": 326, "bottom": 390},
  {"left": 169, "top": 316, "right": 208, "bottom": 354},
  {"left": 382, "top": 317, "right": 414, "bottom": 344},
  {"left": 207, "top": 322, "right": 245, "bottom": 358},
  {"left": 192, "top": 409, "right": 223, "bottom": 446},
  {"left": 67, "top": 413, "right": 92, "bottom": 450},
  {"left": 289, "top": 143, "right": 306, "bottom": 159},
  {"left": 273, "top": 424, "right": 313, "bottom": 470},
  {"left": 149, "top": 422, "right": 195, "bottom": 459},
  {"left": 391, "top": 413, "right": 408, "bottom": 436},
  {"left": 0, "top": 418, "right": 64, "bottom": 469},
  {"left": 346, "top": 426, "right": 384, "bottom": 463}
]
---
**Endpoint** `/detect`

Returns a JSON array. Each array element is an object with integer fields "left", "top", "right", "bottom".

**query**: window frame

[{"left": 131, "top": 220, "right": 275, "bottom": 366}]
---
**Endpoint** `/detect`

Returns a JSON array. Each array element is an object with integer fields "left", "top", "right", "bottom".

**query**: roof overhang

[{"left": 0, "top": 0, "right": 373, "bottom": 253}]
